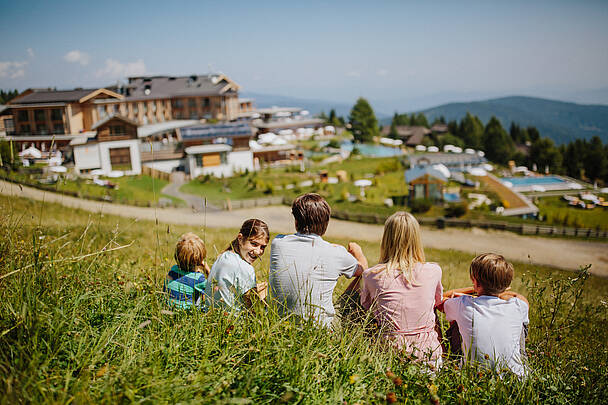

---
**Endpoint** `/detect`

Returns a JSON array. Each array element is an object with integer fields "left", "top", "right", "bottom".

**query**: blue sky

[{"left": 1, "top": 0, "right": 607, "bottom": 111}]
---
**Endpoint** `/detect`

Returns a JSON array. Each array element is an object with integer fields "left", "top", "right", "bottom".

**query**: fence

[
  {"left": 142, "top": 166, "right": 171, "bottom": 182},
  {"left": 223, "top": 196, "right": 287, "bottom": 210},
  {"left": 330, "top": 209, "right": 608, "bottom": 239}
]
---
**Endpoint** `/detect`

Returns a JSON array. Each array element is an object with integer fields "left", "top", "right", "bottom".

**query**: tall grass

[{"left": 1, "top": 195, "right": 607, "bottom": 403}]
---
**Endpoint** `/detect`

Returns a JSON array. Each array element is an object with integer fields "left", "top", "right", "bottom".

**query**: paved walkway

[
  {"left": 2, "top": 179, "right": 607, "bottom": 276},
  {"left": 161, "top": 182, "right": 222, "bottom": 212}
]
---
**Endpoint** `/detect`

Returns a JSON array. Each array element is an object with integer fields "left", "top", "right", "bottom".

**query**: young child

[
  {"left": 360, "top": 212, "right": 443, "bottom": 368},
  {"left": 442, "top": 253, "right": 529, "bottom": 377},
  {"left": 204, "top": 219, "right": 269, "bottom": 312},
  {"left": 165, "top": 232, "right": 210, "bottom": 309}
]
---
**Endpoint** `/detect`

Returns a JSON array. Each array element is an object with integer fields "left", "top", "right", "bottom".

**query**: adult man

[{"left": 269, "top": 193, "right": 368, "bottom": 327}]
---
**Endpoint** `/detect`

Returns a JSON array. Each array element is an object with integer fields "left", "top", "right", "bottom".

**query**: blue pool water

[
  {"left": 443, "top": 192, "right": 461, "bottom": 202},
  {"left": 340, "top": 141, "right": 404, "bottom": 157},
  {"left": 501, "top": 176, "right": 567, "bottom": 186}
]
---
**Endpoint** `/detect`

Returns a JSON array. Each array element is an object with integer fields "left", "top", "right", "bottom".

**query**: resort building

[
  {"left": 71, "top": 115, "right": 142, "bottom": 175},
  {"left": 380, "top": 125, "right": 432, "bottom": 147},
  {"left": 405, "top": 166, "right": 448, "bottom": 201},
  {"left": 2, "top": 74, "right": 241, "bottom": 151}
]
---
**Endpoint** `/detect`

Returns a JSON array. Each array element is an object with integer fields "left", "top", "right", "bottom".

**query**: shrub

[
  {"left": 410, "top": 198, "right": 433, "bottom": 214},
  {"left": 444, "top": 202, "right": 468, "bottom": 218}
]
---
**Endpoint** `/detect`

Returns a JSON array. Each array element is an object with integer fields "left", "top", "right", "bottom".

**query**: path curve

[{"left": 2, "top": 180, "right": 607, "bottom": 276}]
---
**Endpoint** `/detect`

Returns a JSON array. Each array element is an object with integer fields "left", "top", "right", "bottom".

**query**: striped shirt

[{"left": 165, "top": 266, "right": 207, "bottom": 309}]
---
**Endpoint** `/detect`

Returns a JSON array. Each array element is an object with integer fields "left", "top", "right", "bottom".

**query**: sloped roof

[
  {"left": 124, "top": 74, "right": 239, "bottom": 100},
  {"left": 405, "top": 166, "right": 448, "bottom": 183},
  {"left": 185, "top": 144, "right": 232, "bottom": 155},
  {"left": 380, "top": 125, "right": 431, "bottom": 146},
  {"left": 91, "top": 114, "right": 139, "bottom": 130},
  {"left": 11, "top": 88, "right": 100, "bottom": 104}
]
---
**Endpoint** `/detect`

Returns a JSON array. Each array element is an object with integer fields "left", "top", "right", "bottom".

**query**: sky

[{"left": 1, "top": 0, "right": 607, "bottom": 111}]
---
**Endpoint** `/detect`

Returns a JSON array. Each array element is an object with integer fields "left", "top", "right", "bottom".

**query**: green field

[
  {"left": 1, "top": 194, "right": 607, "bottom": 403},
  {"left": 1, "top": 169, "right": 184, "bottom": 207}
]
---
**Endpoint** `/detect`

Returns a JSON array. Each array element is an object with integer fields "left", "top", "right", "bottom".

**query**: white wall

[
  {"left": 98, "top": 139, "right": 142, "bottom": 175},
  {"left": 188, "top": 150, "right": 255, "bottom": 178},
  {"left": 74, "top": 144, "right": 101, "bottom": 170}
]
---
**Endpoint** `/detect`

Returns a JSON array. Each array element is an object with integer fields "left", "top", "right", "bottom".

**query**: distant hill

[
  {"left": 419, "top": 96, "right": 608, "bottom": 145},
  {"left": 241, "top": 91, "right": 354, "bottom": 119}
]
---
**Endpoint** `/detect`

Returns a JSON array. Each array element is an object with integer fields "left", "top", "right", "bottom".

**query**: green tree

[
  {"left": 482, "top": 116, "right": 515, "bottom": 164},
  {"left": 458, "top": 112, "right": 484, "bottom": 150},
  {"left": 584, "top": 136, "right": 607, "bottom": 182},
  {"left": 410, "top": 113, "right": 429, "bottom": 128},
  {"left": 528, "top": 138, "right": 563, "bottom": 173},
  {"left": 348, "top": 97, "right": 379, "bottom": 143}
]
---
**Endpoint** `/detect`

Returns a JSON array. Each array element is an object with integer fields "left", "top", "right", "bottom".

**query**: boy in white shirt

[{"left": 442, "top": 253, "right": 529, "bottom": 377}]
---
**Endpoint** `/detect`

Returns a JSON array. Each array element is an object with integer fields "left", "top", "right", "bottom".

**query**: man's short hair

[
  {"left": 291, "top": 193, "right": 331, "bottom": 236},
  {"left": 470, "top": 253, "right": 514, "bottom": 295},
  {"left": 175, "top": 232, "right": 207, "bottom": 273}
]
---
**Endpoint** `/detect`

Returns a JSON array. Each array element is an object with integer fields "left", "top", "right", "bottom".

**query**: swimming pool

[
  {"left": 340, "top": 141, "right": 404, "bottom": 157},
  {"left": 500, "top": 176, "right": 576, "bottom": 192}
]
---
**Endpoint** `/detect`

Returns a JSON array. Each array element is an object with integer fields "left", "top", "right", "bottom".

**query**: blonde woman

[{"left": 360, "top": 212, "right": 443, "bottom": 368}]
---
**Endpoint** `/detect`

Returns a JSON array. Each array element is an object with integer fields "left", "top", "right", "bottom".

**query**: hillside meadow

[{"left": 1, "top": 194, "right": 607, "bottom": 403}]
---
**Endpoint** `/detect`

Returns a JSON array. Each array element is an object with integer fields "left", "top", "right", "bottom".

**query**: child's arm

[
  {"left": 442, "top": 286, "right": 476, "bottom": 299},
  {"left": 243, "top": 282, "right": 268, "bottom": 308},
  {"left": 498, "top": 290, "right": 529, "bottom": 306}
]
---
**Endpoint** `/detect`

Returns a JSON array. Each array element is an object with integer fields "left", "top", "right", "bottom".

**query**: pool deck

[{"left": 480, "top": 173, "right": 539, "bottom": 216}]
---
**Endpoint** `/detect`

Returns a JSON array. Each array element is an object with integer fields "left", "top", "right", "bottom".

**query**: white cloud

[
  {"left": 26, "top": 48, "right": 35, "bottom": 58},
  {"left": 0, "top": 61, "right": 27, "bottom": 79},
  {"left": 377, "top": 68, "right": 389, "bottom": 77},
  {"left": 64, "top": 50, "right": 90, "bottom": 66},
  {"left": 346, "top": 70, "right": 361, "bottom": 78},
  {"left": 95, "top": 58, "right": 146, "bottom": 79}
]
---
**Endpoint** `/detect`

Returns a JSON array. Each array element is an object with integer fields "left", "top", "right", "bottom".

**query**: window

[
  {"left": 110, "top": 125, "right": 125, "bottom": 135},
  {"left": 21, "top": 124, "right": 31, "bottom": 133},
  {"left": 203, "top": 98, "right": 210, "bottom": 108},
  {"left": 37, "top": 124, "right": 48, "bottom": 135},
  {"left": 17, "top": 110, "right": 29, "bottom": 122},
  {"left": 52, "top": 124, "right": 64, "bottom": 134},
  {"left": 173, "top": 99, "right": 183, "bottom": 108},
  {"left": 51, "top": 109, "right": 62, "bottom": 121},
  {"left": 5, "top": 118, "right": 14, "bottom": 134},
  {"left": 34, "top": 109, "right": 46, "bottom": 122},
  {"left": 189, "top": 98, "right": 196, "bottom": 108},
  {"left": 190, "top": 112, "right": 198, "bottom": 119},
  {"left": 97, "top": 106, "right": 106, "bottom": 119}
]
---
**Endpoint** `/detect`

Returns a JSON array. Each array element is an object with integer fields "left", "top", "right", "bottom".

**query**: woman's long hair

[
  {"left": 379, "top": 211, "right": 425, "bottom": 284},
  {"left": 226, "top": 218, "right": 269, "bottom": 258}
]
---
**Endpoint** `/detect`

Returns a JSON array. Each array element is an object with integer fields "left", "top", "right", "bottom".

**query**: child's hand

[{"left": 256, "top": 282, "right": 268, "bottom": 301}]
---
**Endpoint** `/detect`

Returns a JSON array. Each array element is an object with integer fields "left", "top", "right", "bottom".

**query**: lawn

[
  {"left": 1, "top": 194, "right": 607, "bottom": 403},
  {"left": 1, "top": 168, "right": 184, "bottom": 207}
]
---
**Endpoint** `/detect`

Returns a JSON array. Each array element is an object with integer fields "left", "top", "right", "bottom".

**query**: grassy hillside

[
  {"left": 1, "top": 195, "right": 607, "bottom": 403},
  {"left": 421, "top": 96, "right": 608, "bottom": 144}
]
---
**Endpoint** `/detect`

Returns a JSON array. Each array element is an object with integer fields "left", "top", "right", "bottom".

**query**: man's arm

[
  {"left": 442, "top": 286, "right": 476, "bottom": 299},
  {"left": 347, "top": 242, "right": 368, "bottom": 276},
  {"left": 498, "top": 290, "right": 529, "bottom": 306}
]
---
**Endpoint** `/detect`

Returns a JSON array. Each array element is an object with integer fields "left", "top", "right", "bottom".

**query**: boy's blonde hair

[
  {"left": 379, "top": 211, "right": 425, "bottom": 284},
  {"left": 470, "top": 253, "right": 514, "bottom": 295},
  {"left": 175, "top": 232, "right": 207, "bottom": 273}
]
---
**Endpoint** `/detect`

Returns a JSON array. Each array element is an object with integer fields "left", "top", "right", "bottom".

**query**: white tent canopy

[{"left": 19, "top": 146, "right": 42, "bottom": 159}]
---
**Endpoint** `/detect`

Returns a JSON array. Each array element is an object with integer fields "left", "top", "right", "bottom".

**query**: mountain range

[
  {"left": 420, "top": 96, "right": 608, "bottom": 145},
  {"left": 244, "top": 91, "right": 608, "bottom": 145}
]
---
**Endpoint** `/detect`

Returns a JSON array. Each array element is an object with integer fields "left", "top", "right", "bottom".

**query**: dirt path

[{"left": 2, "top": 180, "right": 607, "bottom": 276}]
